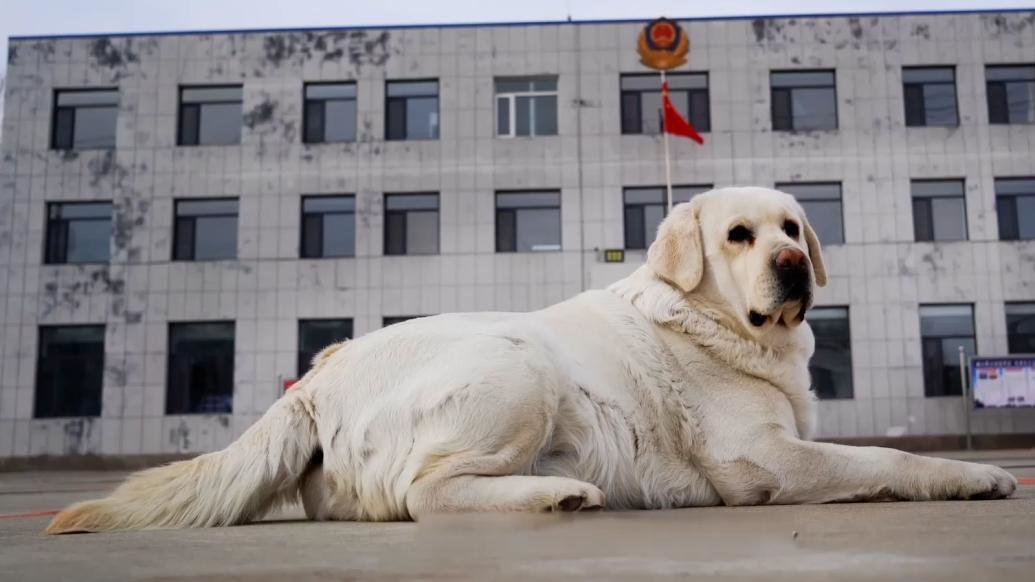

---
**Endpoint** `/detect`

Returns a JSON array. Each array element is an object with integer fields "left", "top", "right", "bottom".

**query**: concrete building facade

[{"left": 1, "top": 10, "right": 1034, "bottom": 459}]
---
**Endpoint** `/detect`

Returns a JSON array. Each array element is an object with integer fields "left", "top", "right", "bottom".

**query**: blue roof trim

[{"left": 8, "top": 7, "right": 1034, "bottom": 41}]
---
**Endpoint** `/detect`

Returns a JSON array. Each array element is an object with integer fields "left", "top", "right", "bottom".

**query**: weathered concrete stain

[
  {"left": 260, "top": 30, "right": 395, "bottom": 73},
  {"left": 62, "top": 418, "right": 96, "bottom": 455},
  {"left": 41, "top": 268, "right": 126, "bottom": 318},
  {"left": 170, "top": 421, "right": 191, "bottom": 451},
  {"left": 982, "top": 12, "right": 1035, "bottom": 36}
]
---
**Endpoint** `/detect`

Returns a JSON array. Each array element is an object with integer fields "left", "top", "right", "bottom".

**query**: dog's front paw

[{"left": 941, "top": 462, "right": 1017, "bottom": 500}]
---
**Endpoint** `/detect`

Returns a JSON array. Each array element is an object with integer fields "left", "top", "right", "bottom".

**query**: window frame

[
  {"left": 385, "top": 79, "right": 440, "bottom": 141},
  {"left": 995, "top": 177, "right": 1035, "bottom": 241},
  {"left": 34, "top": 324, "right": 106, "bottom": 419},
  {"left": 494, "top": 76, "right": 559, "bottom": 138},
  {"left": 300, "top": 194, "right": 356, "bottom": 259},
  {"left": 986, "top": 64, "right": 1035, "bottom": 125},
  {"left": 902, "top": 66, "right": 959, "bottom": 128},
  {"left": 808, "top": 306, "right": 854, "bottom": 400},
  {"left": 297, "top": 318, "right": 353, "bottom": 376},
  {"left": 1005, "top": 302, "right": 1035, "bottom": 355},
  {"left": 622, "top": 185, "right": 712, "bottom": 250},
  {"left": 919, "top": 303, "right": 976, "bottom": 398},
  {"left": 166, "top": 320, "right": 236, "bottom": 415},
  {"left": 495, "top": 190, "right": 563, "bottom": 253},
  {"left": 303, "top": 81, "right": 358, "bottom": 144},
  {"left": 172, "top": 197, "right": 240, "bottom": 261},
  {"left": 619, "top": 72, "right": 711, "bottom": 135},
  {"left": 177, "top": 85, "right": 244, "bottom": 147},
  {"left": 383, "top": 316, "right": 425, "bottom": 327},
  {"left": 51, "top": 88, "right": 119, "bottom": 151},
  {"left": 383, "top": 193, "right": 440, "bottom": 256},
  {"left": 774, "top": 181, "right": 845, "bottom": 245},
  {"left": 770, "top": 70, "right": 838, "bottom": 132},
  {"left": 43, "top": 201, "right": 113, "bottom": 265},
  {"left": 910, "top": 179, "right": 968, "bottom": 242}
]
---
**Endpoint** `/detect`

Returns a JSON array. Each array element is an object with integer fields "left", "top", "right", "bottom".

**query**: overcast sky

[{"left": 1, "top": 1, "right": 1032, "bottom": 131}]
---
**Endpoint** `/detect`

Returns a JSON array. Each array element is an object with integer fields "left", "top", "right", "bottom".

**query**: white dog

[{"left": 46, "top": 187, "right": 1016, "bottom": 533}]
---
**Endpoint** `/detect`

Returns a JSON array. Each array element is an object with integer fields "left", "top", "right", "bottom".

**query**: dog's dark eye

[
  {"left": 727, "top": 225, "right": 754, "bottom": 244},
  {"left": 783, "top": 220, "right": 800, "bottom": 238}
]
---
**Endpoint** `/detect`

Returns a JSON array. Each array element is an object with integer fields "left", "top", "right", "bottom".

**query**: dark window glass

[
  {"left": 995, "top": 178, "right": 1035, "bottom": 240},
  {"left": 298, "top": 319, "right": 352, "bottom": 375},
  {"left": 301, "top": 195, "right": 355, "bottom": 258},
  {"left": 919, "top": 304, "right": 975, "bottom": 397},
  {"left": 44, "top": 202, "right": 113, "bottom": 264},
  {"left": 304, "top": 83, "right": 357, "bottom": 143},
  {"left": 495, "top": 191, "right": 562, "bottom": 252},
  {"left": 620, "top": 73, "right": 710, "bottom": 135},
  {"left": 167, "top": 322, "right": 235, "bottom": 414},
  {"left": 809, "top": 307, "right": 854, "bottom": 399},
  {"left": 770, "top": 71, "right": 837, "bottom": 131},
  {"left": 178, "top": 86, "right": 242, "bottom": 146},
  {"left": 52, "top": 89, "right": 118, "bottom": 150},
  {"left": 34, "top": 325, "right": 105, "bottom": 418},
  {"left": 623, "top": 185, "right": 712, "bottom": 249},
  {"left": 495, "top": 77, "right": 558, "bottom": 137},
  {"left": 903, "top": 67, "right": 959, "bottom": 127},
  {"left": 775, "top": 182, "right": 844, "bottom": 245},
  {"left": 911, "top": 180, "right": 967, "bottom": 242},
  {"left": 173, "top": 199, "right": 239, "bottom": 260},
  {"left": 385, "top": 80, "right": 439, "bottom": 140},
  {"left": 383, "top": 193, "right": 439, "bottom": 255},
  {"left": 383, "top": 316, "right": 425, "bottom": 327},
  {"left": 986, "top": 65, "right": 1035, "bottom": 125},
  {"left": 1006, "top": 303, "right": 1035, "bottom": 354}
]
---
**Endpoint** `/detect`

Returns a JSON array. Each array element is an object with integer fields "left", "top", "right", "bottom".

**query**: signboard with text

[{"left": 971, "top": 357, "right": 1035, "bottom": 409}]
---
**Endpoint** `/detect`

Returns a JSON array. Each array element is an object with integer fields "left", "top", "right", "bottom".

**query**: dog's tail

[{"left": 45, "top": 387, "right": 320, "bottom": 534}]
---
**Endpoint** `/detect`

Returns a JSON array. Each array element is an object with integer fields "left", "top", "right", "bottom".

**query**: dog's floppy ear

[
  {"left": 647, "top": 198, "right": 704, "bottom": 293},
  {"left": 802, "top": 215, "right": 827, "bottom": 287}
]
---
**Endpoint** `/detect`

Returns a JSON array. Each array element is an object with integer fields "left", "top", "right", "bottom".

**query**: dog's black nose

[{"left": 774, "top": 248, "right": 810, "bottom": 300}]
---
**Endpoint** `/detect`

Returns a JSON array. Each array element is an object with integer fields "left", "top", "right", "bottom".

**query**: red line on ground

[
  {"left": 1018, "top": 478, "right": 1035, "bottom": 486},
  {"left": 0, "top": 510, "right": 60, "bottom": 520}
]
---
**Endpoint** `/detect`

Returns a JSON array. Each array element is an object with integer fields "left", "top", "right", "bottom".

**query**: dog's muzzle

[{"left": 774, "top": 248, "right": 811, "bottom": 302}]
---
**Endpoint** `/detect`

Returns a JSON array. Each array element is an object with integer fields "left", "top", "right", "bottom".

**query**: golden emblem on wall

[{"left": 637, "top": 17, "right": 689, "bottom": 71}]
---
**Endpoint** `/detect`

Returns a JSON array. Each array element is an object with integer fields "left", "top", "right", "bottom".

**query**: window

[
  {"left": 1006, "top": 303, "right": 1035, "bottom": 354},
  {"left": 809, "top": 307, "right": 854, "bottom": 399},
  {"left": 34, "top": 325, "right": 105, "bottom": 418},
  {"left": 911, "top": 180, "right": 967, "bottom": 242},
  {"left": 383, "top": 316, "right": 424, "bottom": 327},
  {"left": 623, "top": 185, "right": 711, "bottom": 249},
  {"left": 173, "top": 199, "right": 239, "bottom": 261},
  {"left": 903, "top": 67, "right": 958, "bottom": 127},
  {"left": 496, "top": 191, "right": 562, "bottom": 252},
  {"left": 167, "top": 322, "right": 235, "bottom": 414},
  {"left": 301, "top": 195, "right": 355, "bottom": 258},
  {"left": 495, "top": 77, "right": 558, "bottom": 137},
  {"left": 52, "top": 89, "right": 118, "bottom": 150},
  {"left": 178, "top": 86, "right": 243, "bottom": 146},
  {"left": 620, "top": 73, "right": 710, "bottom": 134},
  {"left": 996, "top": 178, "right": 1035, "bottom": 240},
  {"left": 771, "top": 71, "right": 837, "bottom": 131},
  {"left": 919, "top": 304, "right": 975, "bottom": 397},
  {"left": 298, "top": 319, "right": 352, "bottom": 375},
  {"left": 303, "top": 82, "right": 357, "bottom": 143},
  {"left": 987, "top": 65, "right": 1035, "bottom": 125},
  {"left": 383, "top": 193, "right": 439, "bottom": 255},
  {"left": 44, "top": 201, "right": 112, "bottom": 264},
  {"left": 385, "top": 80, "right": 439, "bottom": 140},
  {"left": 775, "top": 182, "right": 844, "bottom": 245}
]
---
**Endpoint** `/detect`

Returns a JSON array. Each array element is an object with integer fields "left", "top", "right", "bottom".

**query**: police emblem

[{"left": 637, "top": 17, "right": 689, "bottom": 71}]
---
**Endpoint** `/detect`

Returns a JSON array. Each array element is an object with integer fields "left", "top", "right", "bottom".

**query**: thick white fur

[{"left": 47, "top": 187, "right": 1016, "bottom": 533}]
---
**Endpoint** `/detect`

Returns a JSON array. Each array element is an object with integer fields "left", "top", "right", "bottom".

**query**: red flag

[{"left": 662, "top": 81, "right": 704, "bottom": 145}]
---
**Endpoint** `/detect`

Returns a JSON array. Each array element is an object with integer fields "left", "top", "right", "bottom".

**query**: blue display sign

[{"left": 971, "top": 357, "right": 1035, "bottom": 409}]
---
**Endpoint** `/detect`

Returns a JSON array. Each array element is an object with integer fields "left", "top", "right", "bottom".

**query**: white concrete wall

[{"left": 1, "top": 11, "right": 1034, "bottom": 457}]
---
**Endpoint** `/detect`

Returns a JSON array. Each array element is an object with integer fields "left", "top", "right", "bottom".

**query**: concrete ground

[{"left": 1, "top": 450, "right": 1034, "bottom": 581}]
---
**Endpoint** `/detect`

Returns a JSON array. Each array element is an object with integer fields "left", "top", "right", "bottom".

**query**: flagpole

[{"left": 661, "top": 69, "right": 674, "bottom": 212}]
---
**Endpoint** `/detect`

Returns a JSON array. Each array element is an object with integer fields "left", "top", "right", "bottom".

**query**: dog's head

[{"left": 647, "top": 186, "right": 827, "bottom": 338}]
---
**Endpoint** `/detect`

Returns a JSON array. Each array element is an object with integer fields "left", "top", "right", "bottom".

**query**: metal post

[
  {"left": 958, "top": 345, "right": 973, "bottom": 451},
  {"left": 661, "top": 69, "right": 674, "bottom": 212}
]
